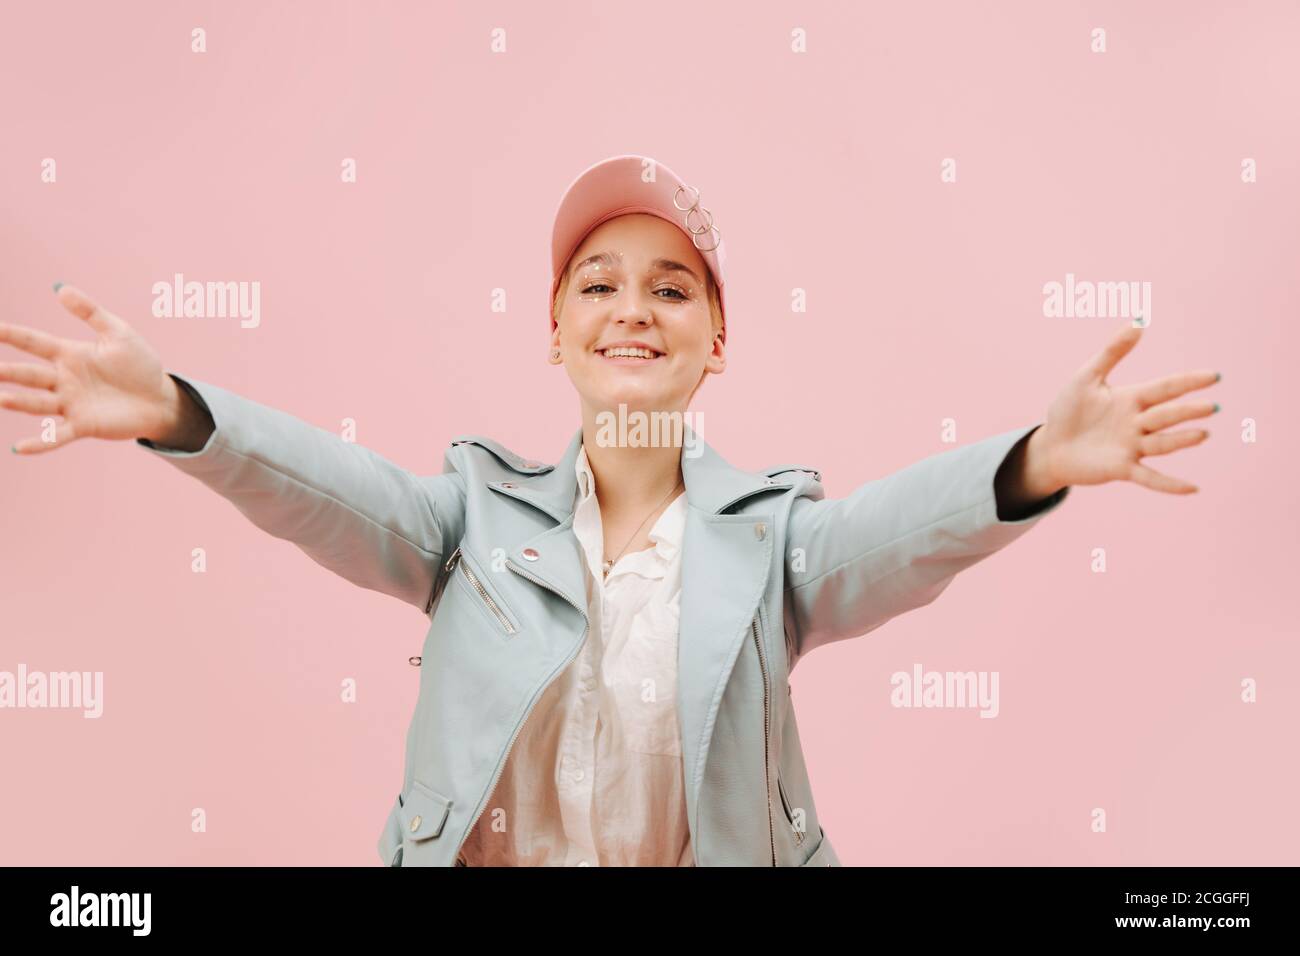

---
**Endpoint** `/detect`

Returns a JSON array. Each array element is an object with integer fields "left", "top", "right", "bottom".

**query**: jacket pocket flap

[
  {"left": 799, "top": 827, "right": 837, "bottom": 866},
  {"left": 399, "top": 780, "right": 453, "bottom": 842}
]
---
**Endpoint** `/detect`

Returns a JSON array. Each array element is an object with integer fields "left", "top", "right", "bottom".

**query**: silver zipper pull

[{"left": 444, "top": 546, "right": 462, "bottom": 573}]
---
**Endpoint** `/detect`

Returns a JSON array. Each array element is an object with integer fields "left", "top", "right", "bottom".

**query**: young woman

[{"left": 1, "top": 155, "right": 1220, "bottom": 866}]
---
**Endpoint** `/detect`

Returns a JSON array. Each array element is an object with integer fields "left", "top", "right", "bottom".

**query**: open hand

[
  {"left": 0, "top": 284, "right": 184, "bottom": 454},
  {"left": 1028, "top": 322, "right": 1220, "bottom": 495}
]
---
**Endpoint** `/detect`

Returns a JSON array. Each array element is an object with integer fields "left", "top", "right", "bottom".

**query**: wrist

[
  {"left": 140, "top": 372, "right": 211, "bottom": 451},
  {"left": 138, "top": 373, "right": 181, "bottom": 443},
  {"left": 1022, "top": 425, "right": 1065, "bottom": 499}
]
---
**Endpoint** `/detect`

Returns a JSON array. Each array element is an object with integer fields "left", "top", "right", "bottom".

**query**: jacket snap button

[
  {"left": 409, "top": 814, "right": 422, "bottom": 833},
  {"left": 500, "top": 481, "right": 516, "bottom": 490},
  {"left": 408, "top": 656, "right": 421, "bottom": 667},
  {"left": 521, "top": 548, "right": 540, "bottom": 561},
  {"left": 764, "top": 477, "right": 777, "bottom": 485},
  {"left": 754, "top": 522, "right": 767, "bottom": 540}
]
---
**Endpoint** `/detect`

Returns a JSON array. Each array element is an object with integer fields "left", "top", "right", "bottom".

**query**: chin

[{"left": 589, "top": 385, "right": 686, "bottom": 415}]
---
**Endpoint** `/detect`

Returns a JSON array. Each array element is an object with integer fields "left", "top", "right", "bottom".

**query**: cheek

[
  {"left": 663, "top": 310, "right": 713, "bottom": 350},
  {"left": 667, "top": 331, "right": 714, "bottom": 368}
]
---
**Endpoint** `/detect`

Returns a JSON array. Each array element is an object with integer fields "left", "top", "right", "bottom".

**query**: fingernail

[
  {"left": 1214, "top": 372, "right": 1221, "bottom": 382},
  {"left": 53, "top": 281, "right": 64, "bottom": 292},
  {"left": 10, "top": 445, "right": 17, "bottom": 454},
  {"left": 1212, "top": 403, "right": 1220, "bottom": 413}
]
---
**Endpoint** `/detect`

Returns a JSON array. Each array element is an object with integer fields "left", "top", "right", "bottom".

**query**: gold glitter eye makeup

[
  {"left": 654, "top": 284, "right": 692, "bottom": 300},
  {"left": 570, "top": 252, "right": 699, "bottom": 302},
  {"left": 579, "top": 282, "right": 615, "bottom": 296},
  {"left": 576, "top": 279, "right": 693, "bottom": 301}
]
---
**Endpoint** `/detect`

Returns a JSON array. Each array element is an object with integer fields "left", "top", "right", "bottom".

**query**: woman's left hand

[{"left": 1006, "top": 321, "right": 1220, "bottom": 506}]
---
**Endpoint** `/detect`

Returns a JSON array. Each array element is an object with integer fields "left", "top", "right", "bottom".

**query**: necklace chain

[{"left": 601, "top": 478, "right": 683, "bottom": 577}]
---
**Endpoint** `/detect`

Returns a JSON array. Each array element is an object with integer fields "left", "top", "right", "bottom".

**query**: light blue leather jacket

[{"left": 138, "top": 372, "right": 1069, "bottom": 866}]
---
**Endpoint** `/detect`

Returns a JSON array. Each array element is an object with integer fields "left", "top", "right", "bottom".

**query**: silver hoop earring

[{"left": 672, "top": 183, "right": 722, "bottom": 252}]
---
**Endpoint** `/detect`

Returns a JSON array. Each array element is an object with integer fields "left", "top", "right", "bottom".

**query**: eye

[
  {"left": 655, "top": 286, "right": 688, "bottom": 300},
  {"left": 581, "top": 283, "right": 615, "bottom": 294}
]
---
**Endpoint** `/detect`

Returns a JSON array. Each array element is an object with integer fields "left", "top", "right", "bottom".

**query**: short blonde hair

[{"left": 551, "top": 264, "right": 725, "bottom": 343}]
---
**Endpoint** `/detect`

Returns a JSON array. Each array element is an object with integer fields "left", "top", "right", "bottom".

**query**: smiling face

[{"left": 550, "top": 213, "right": 725, "bottom": 419}]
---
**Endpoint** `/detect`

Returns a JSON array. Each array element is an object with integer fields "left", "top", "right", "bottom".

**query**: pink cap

[{"left": 549, "top": 154, "right": 728, "bottom": 343}]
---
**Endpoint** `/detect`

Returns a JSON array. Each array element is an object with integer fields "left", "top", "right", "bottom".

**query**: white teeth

[{"left": 601, "top": 347, "right": 658, "bottom": 359}]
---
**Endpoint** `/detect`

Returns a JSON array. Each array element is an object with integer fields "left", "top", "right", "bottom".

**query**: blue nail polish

[
  {"left": 10, "top": 445, "right": 17, "bottom": 454},
  {"left": 1214, "top": 372, "right": 1221, "bottom": 382},
  {"left": 53, "top": 281, "right": 64, "bottom": 292},
  {"left": 1212, "top": 403, "right": 1220, "bottom": 413}
]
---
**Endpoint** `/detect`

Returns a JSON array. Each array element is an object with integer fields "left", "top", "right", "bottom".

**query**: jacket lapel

[
  {"left": 487, "top": 428, "right": 590, "bottom": 616},
  {"left": 676, "top": 428, "right": 778, "bottom": 833}
]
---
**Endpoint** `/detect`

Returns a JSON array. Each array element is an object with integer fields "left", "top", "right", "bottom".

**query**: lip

[{"left": 594, "top": 339, "right": 666, "bottom": 364}]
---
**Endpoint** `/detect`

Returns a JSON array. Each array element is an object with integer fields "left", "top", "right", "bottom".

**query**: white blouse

[{"left": 456, "top": 444, "right": 693, "bottom": 866}]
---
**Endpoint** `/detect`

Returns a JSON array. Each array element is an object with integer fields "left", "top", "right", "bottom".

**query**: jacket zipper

[
  {"left": 752, "top": 611, "right": 776, "bottom": 866},
  {"left": 445, "top": 546, "right": 517, "bottom": 635},
  {"left": 776, "top": 678, "right": 802, "bottom": 845},
  {"left": 451, "top": 557, "right": 589, "bottom": 866}
]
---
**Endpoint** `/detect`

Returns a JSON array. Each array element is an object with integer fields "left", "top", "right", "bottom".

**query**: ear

[
  {"left": 703, "top": 329, "right": 726, "bottom": 375},
  {"left": 548, "top": 323, "right": 564, "bottom": 364},
  {"left": 689, "top": 331, "right": 726, "bottom": 406}
]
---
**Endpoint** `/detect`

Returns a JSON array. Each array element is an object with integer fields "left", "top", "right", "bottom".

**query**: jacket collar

[
  {"left": 487, "top": 423, "right": 791, "bottom": 853},
  {"left": 490, "top": 423, "right": 779, "bottom": 521}
]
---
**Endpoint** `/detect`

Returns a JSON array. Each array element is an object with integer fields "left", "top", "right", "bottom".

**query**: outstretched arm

[
  {"left": 1, "top": 284, "right": 463, "bottom": 614},
  {"left": 136, "top": 371, "right": 465, "bottom": 613},
  {"left": 783, "top": 422, "right": 1068, "bottom": 667},
  {"left": 784, "top": 321, "right": 1219, "bottom": 667}
]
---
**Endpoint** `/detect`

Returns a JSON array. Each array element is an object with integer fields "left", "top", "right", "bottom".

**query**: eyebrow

[{"left": 570, "top": 251, "right": 702, "bottom": 285}]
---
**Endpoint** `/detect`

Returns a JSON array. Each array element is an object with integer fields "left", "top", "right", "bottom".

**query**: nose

[{"left": 612, "top": 292, "right": 654, "bottom": 328}]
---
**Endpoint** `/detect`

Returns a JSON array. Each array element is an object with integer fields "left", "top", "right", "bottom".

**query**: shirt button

[
  {"left": 521, "top": 548, "right": 540, "bottom": 561},
  {"left": 574, "top": 769, "right": 585, "bottom": 781},
  {"left": 577, "top": 860, "right": 590, "bottom": 867}
]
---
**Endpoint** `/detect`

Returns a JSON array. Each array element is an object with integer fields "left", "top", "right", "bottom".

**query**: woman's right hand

[{"left": 0, "top": 284, "right": 211, "bottom": 455}]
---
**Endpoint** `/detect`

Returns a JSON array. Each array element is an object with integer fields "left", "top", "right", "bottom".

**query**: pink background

[{"left": 2, "top": 1, "right": 1297, "bottom": 865}]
